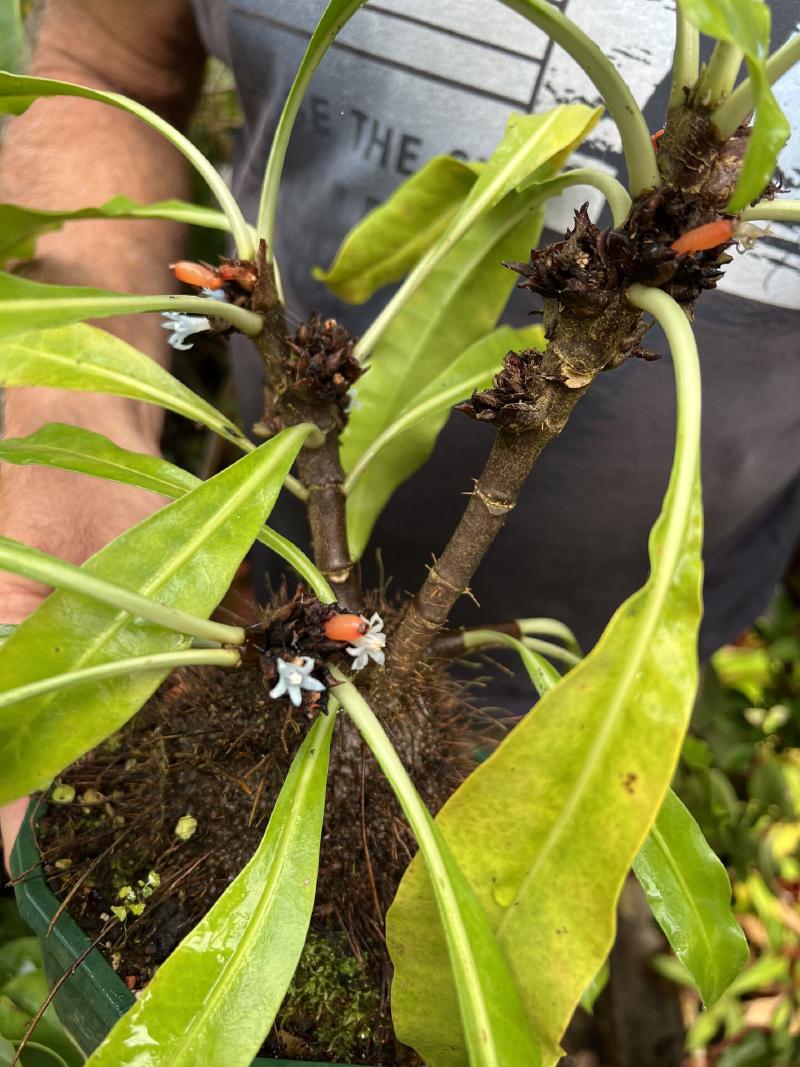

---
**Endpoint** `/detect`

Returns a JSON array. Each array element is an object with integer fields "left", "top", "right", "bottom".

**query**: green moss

[{"left": 278, "top": 931, "right": 380, "bottom": 1062}]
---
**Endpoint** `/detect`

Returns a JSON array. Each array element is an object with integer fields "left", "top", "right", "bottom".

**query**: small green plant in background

[
  {"left": 0, "top": 898, "right": 80, "bottom": 1066},
  {"left": 656, "top": 591, "right": 800, "bottom": 1065},
  {"left": 0, "top": 0, "right": 797, "bottom": 1065}
]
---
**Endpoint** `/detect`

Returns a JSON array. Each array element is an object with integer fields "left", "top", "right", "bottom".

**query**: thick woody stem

[
  {"left": 388, "top": 295, "right": 647, "bottom": 675},
  {"left": 250, "top": 244, "right": 364, "bottom": 611}
]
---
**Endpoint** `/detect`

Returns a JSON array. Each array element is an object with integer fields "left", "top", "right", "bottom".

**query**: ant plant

[{"left": 0, "top": 0, "right": 799, "bottom": 1065}]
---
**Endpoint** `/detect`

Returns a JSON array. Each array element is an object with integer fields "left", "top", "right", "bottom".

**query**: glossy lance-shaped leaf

[
  {"left": 0, "top": 272, "right": 261, "bottom": 339},
  {"left": 387, "top": 285, "right": 704, "bottom": 1066},
  {"left": 343, "top": 323, "right": 545, "bottom": 530},
  {"left": 456, "top": 107, "right": 601, "bottom": 226},
  {"left": 680, "top": 0, "right": 790, "bottom": 210},
  {"left": 0, "top": 424, "right": 312, "bottom": 804},
  {"left": 314, "top": 155, "right": 482, "bottom": 303},
  {"left": 0, "top": 195, "right": 234, "bottom": 267},
  {"left": 343, "top": 190, "right": 545, "bottom": 560},
  {"left": 355, "top": 105, "right": 600, "bottom": 361},
  {"left": 87, "top": 710, "right": 336, "bottom": 1067},
  {"left": 0, "top": 422, "right": 334, "bottom": 603},
  {"left": 332, "top": 673, "right": 540, "bottom": 1067},
  {"left": 633, "top": 789, "right": 748, "bottom": 1006},
  {"left": 0, "top": 323, "right": 252, "bottom": 451},
  {"left": 0, "top": 72, "right": 253, "bottom": 256},
  {"left": 257, "top": 0, "right": 370, "bottom": 251}
]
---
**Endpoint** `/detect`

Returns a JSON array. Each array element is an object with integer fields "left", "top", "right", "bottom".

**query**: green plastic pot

[{"left": 10, "top": 802, "right": 364, "bottom": 1066}]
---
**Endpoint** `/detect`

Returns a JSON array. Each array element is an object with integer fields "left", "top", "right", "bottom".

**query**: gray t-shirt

[{"left": 193, "top": 0, "right": 800, "bottom": 707}]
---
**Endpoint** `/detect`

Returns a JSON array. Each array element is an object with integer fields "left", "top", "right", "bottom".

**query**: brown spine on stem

[{"left": 250, "top": 242, "right": 364, "bottom": 610}]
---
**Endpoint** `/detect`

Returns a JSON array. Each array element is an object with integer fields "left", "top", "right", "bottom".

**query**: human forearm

[
  {"left": 0, "top": 0, "right": 204, "bottom": 610},
  {"left": 0, "top": 0, "right": 204, "bottom": 443}
]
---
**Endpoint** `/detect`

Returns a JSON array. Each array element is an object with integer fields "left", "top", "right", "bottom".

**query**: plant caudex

[{"left": 0, "top": 1, "right": 797, "bottom": 1066}]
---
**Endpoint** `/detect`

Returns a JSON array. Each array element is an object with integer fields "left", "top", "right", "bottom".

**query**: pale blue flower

[
  {"left": 269, "top": 655, "right": 326, "bottom": 707},
  {"left": 200, "top": 287, "right": 228, "bottom": 301},
  {"left": 160, "top": 312, "right": 212, "bottom": 351},
  {"left": 346, "top": 613, "right": 386, "bottom": 671}
]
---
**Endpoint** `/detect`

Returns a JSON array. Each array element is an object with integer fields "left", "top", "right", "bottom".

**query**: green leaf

[
  {"left": 0, "top": 272, "right": 261, "bottom": 338},
  {"left": 457, "top": 108, "right": 601, "bottom": 224},
  {"left": 579, "top": 960, "right": 609, "bottom": 1015},
  {"left": 332, "top": 675, "right": 540, "bottom": 1067},
  {"left": 87, "top": 711, "right": 335, "bottom": 1067},
  {"left": 0, "top": 324, "right": 251, "bottom": 451},
  {"left": 388, "top": 288, "right": 704, "bottom": 1065},
  {"left": 0, "top": 196, "right": 232, "bottom": 267},
  {"left": 679, "top": 0, "right": 790, "bottom": 209},
  {"left": 342, "top": 191, "right": 545, "bottom": 560},
  {"left": 355, "top": 106, "right": 600, "bottom": 361},
  {"left": 257, "top": 0, "right": 370, "bottom": 250},
  {"left": 314, "top": 155, "right": 481, "bottom": 303},
  {"left": 0, "top": 72, "right": 252, "bottom": 256},
  {"left": 0, "top": 973, "right": 80, "bottom": 1067},
  {"left": 0, "top": 939, "right": 39, "bottom": 986},
  {"left": 461, "top": 628, "right": 562, "bottom": 697},
  {"left": 0, "top": 423, "right": 333, "bottom": 602},
  {"left": 0, "top": 0, "right": 23, "bottom": 74},
  {"left": 0, "top": 425, "right": 311, "bottom": 804},
  {"left": 633, "top": 790, "right": 748, "bottom": 1006}
]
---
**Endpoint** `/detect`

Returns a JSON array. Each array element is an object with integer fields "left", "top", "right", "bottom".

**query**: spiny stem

[
  {"left": 0, "top": 649, "right": 241, "bottom": 710},
  {"left": 0, "top": 536, "right": 246, "bottom": 646},
  {"left": 714, "top": 33, "right": 800, "bottom": 137},
  {"left": 250, "top": 248, "right": 363, "bottom": 610},
  {"left": 388, "top": 294, "right": 646, "bottom": 675},
  {"left": 670, "top": 10, "right": 700, "bottom": 108}
]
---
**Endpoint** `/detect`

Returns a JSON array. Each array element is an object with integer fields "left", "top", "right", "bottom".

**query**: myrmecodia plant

[{"left": 0, "top": 0, "right": 798, "bottom": 1065}]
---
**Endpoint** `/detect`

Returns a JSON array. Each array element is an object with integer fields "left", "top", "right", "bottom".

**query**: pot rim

[{"left": 10, "top": 798, "right": 370, "bottom": 1067}]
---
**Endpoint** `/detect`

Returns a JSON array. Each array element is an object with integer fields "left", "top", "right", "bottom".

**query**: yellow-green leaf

[
  {"left": 0, "top": 324, "right": 251, "bottom": 450},
  {"left": 388, "top": 287, "right": 704, "bottom": 1064},
  {"left": 0, "top": 426, "right": 311, "bottom": 803},
  {"left": 314, "top": 155, "right": 481, "bottom": 303},
  {"left": 342, "top": 190, "right": 545, "bottom": 560}
]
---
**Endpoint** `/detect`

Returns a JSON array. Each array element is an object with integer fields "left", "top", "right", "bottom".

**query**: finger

[{"left": 1, "top": 796, "right": 29, "bottom": 876}]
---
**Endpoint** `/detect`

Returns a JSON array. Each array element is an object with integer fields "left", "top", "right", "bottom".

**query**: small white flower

[
  {"left": 269, "top": 655, "right": 326, "bottom": 707},
  {"left": 160, "top": 311, "right": 212, "bottom": 350},
  {"left": 200, "top": 287, "right": 228, "bottom": 301},
  {"left": 346, "top": 612, "right": 386, "bottom": 671}
]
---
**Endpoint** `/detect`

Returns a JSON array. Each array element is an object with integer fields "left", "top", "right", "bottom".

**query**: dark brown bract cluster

[
  {"left": 285, "top": 312, "right": 363, "bottom": 411},
  {"left": 505, "top": 204, "right": 619, "bottom": 317},
  {"left": 457, "top": 348, "right": 550, "bottom": 431},
  {"left": 604, "top": 187, "right": 732, "bottom": 301},
  {"left": 508, "top": 192, "right": 736, "bottom": 312},
  {"left": 241, "top": 586, "right": 341, "bottom": 701}
]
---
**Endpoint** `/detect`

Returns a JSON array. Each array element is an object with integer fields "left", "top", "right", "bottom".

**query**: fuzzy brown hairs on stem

[{"left": 249, "top": 243, "right": 364, "bottom": 610}]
